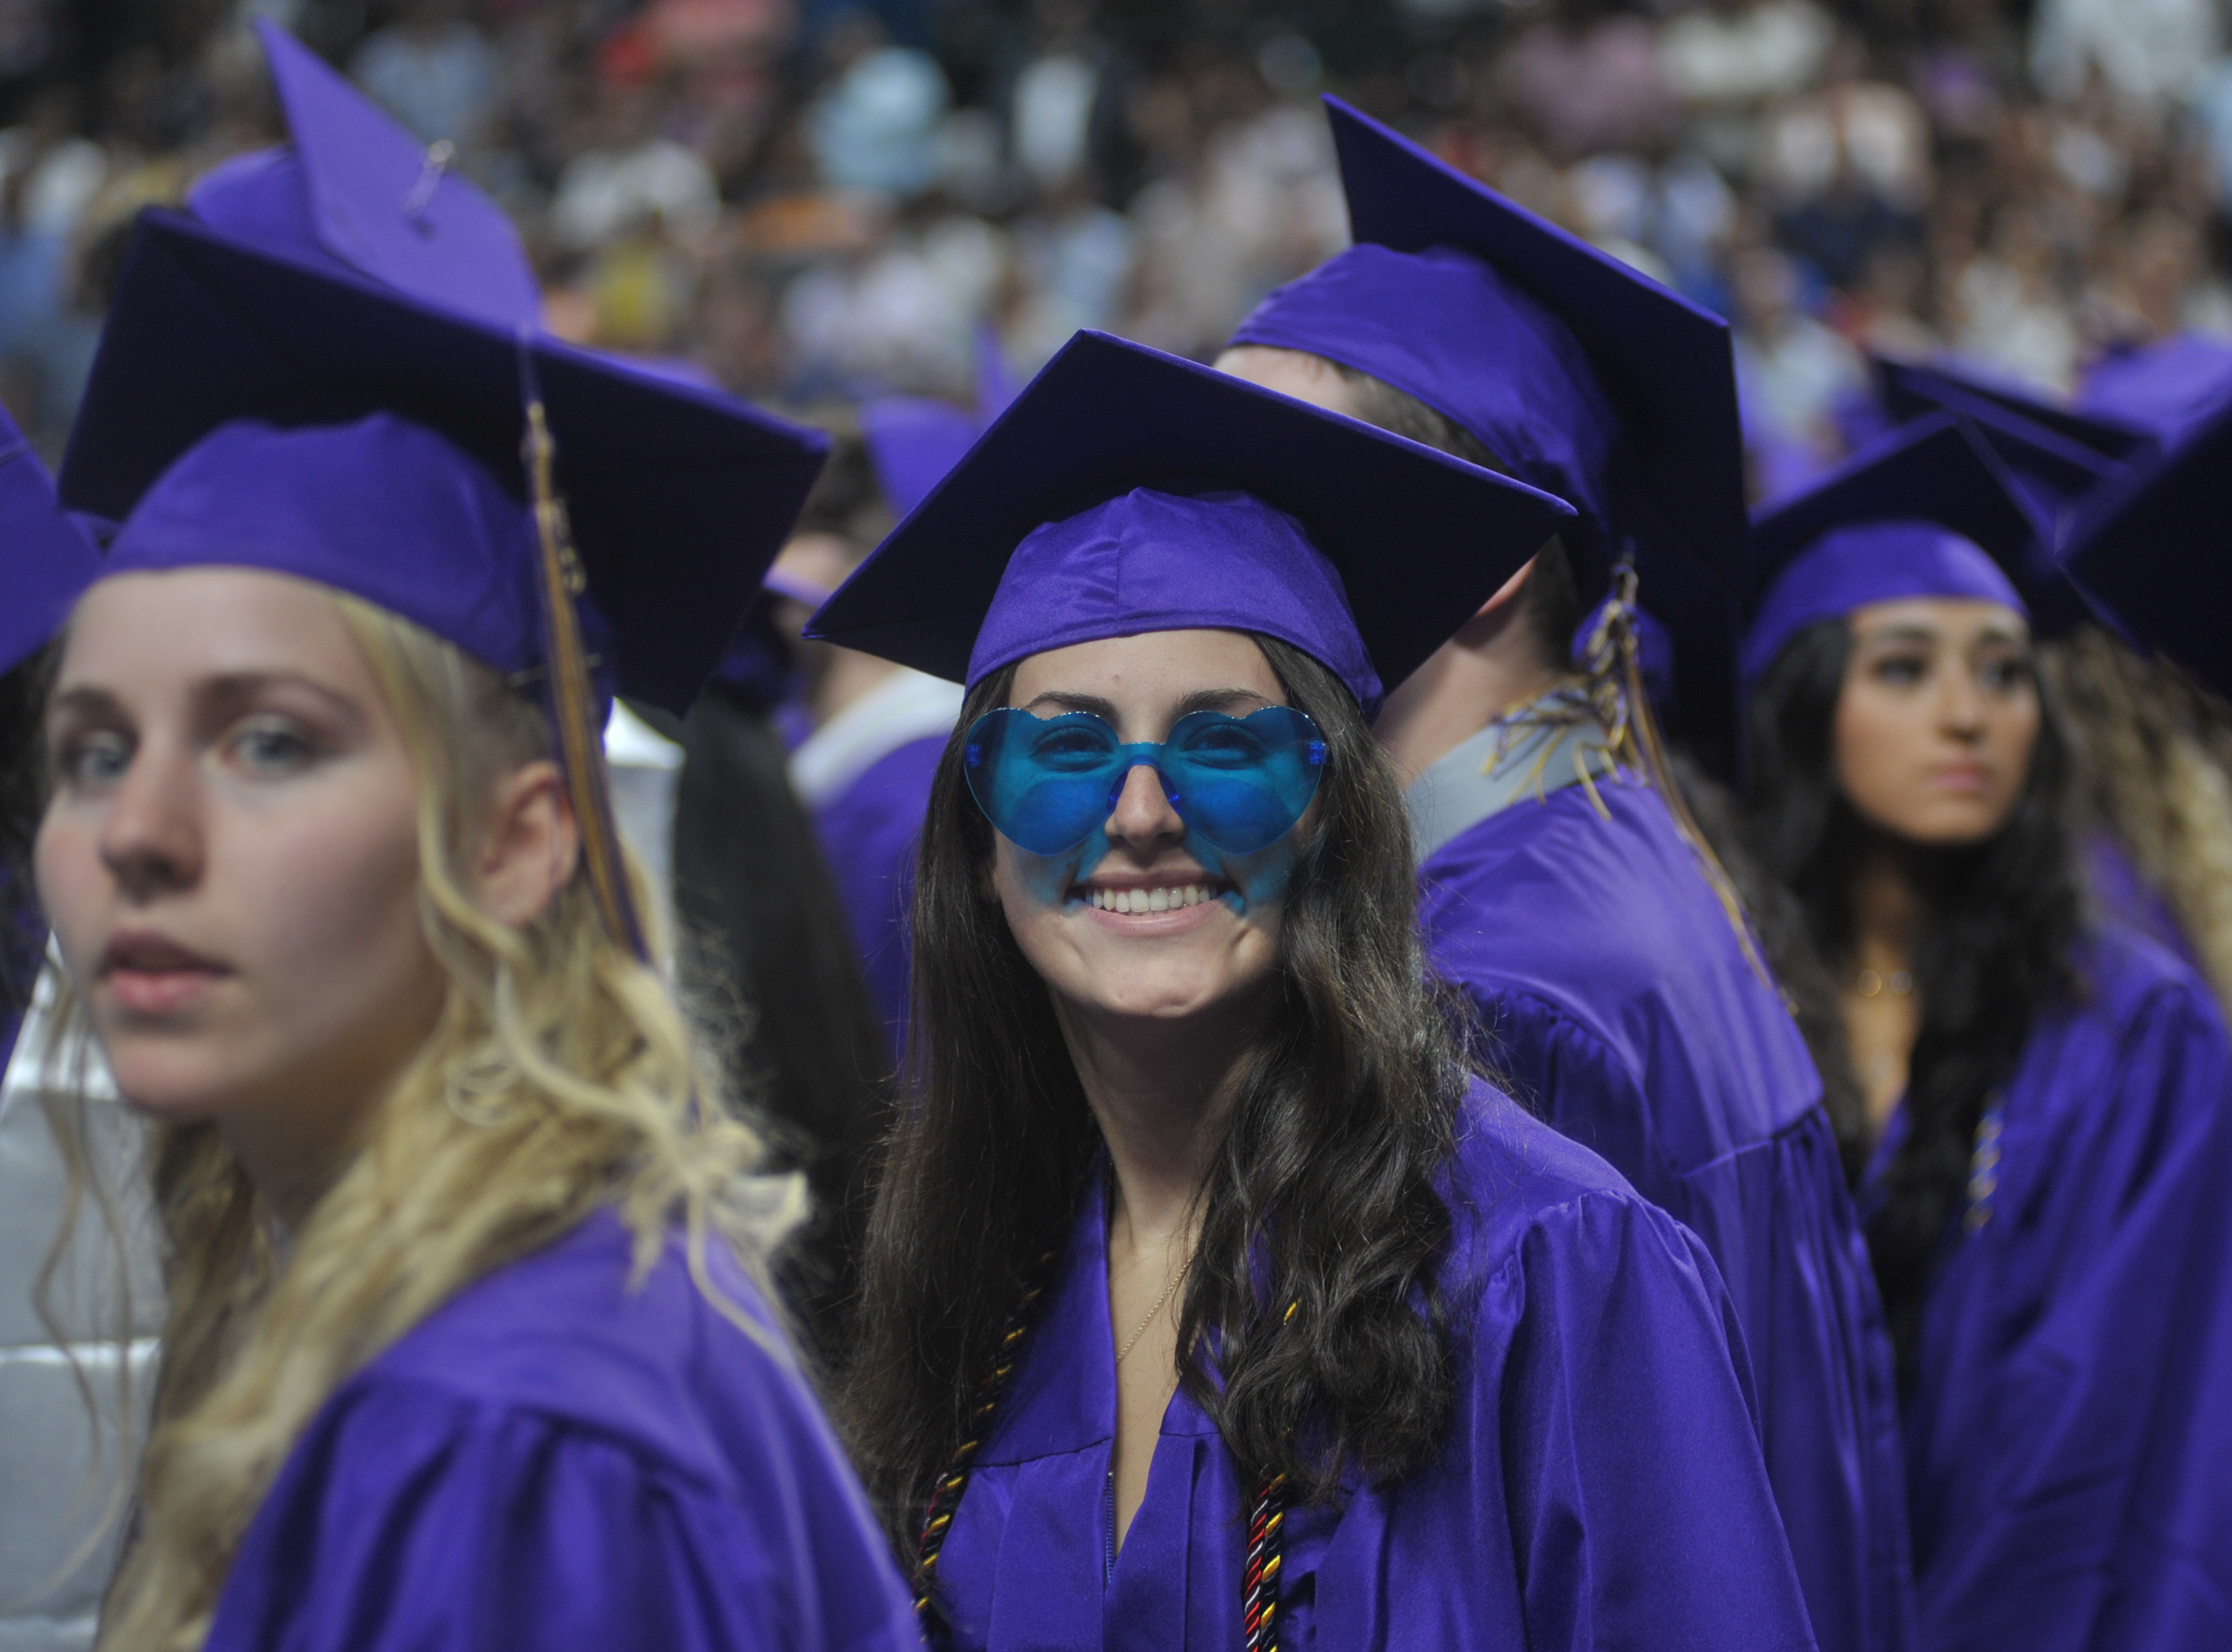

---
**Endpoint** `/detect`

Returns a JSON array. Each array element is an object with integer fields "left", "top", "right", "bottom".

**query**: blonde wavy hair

[
  {"left": 2044, "top": 626, "right": 2232, "bottom": 1013},
  {"left": 47, "top": 591, "right": 797, "bottom": 1652}
]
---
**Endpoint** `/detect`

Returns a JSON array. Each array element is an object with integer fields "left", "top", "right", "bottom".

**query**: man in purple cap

[{"left": 1219, "top": 96, "right": 1913, "bottom": 1652}]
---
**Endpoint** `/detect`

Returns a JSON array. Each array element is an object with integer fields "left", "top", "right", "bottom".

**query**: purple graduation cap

[
  {"left": 806, "top": 330, "right": 1575, "bottom": 719},
  {"left": 2059, "top": 392, "right": 2232, "bottom": 702},
  {"left": 1227, "top": 96, "right": 1749, "bottom": 768},
  {"left": 1229, "top": 96, "right": 1747, "bottom": 589},
  {"left": 1873, "top": 357, "right": 2129, "bottom": 635},
  {"left": 61, "top": 209, "right": 827, "bottom": 952},
  {"left": 0, "top": 405, "right": 103, "bottom": 677},
  {"left": 2079, "top": 331, "right": 2232, "bottom": 445},
  {"left": 858, "top": 323, "right": 1019, "bottom": 518},
  {"left": 187, "top": 19, "right": 539, "bottom": 331},
  {"left": 63, "top": 207, "right": 825, "bottom": 717},
  {"left": 1743, "top": 414, "right": 2039, "bottom": 690}
]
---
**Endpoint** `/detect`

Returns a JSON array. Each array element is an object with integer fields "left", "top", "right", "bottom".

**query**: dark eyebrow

[
  {"left": 1853, "top": 624, "right": 1942, "bottom": 648},
  {"left": 1175, "top": 687, "right": 1277, "bottom": 717},
  {"left": 47, "top": 684, "right": 127, "bottom": 723},
  {"left": 1019, "top": 690, "right": 1120, "bottom": 719},
  {"left": 1017, "top": 686, "right": 1277, "bottom": 723}
]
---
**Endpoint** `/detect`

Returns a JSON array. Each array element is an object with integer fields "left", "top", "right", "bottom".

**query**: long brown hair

[{"left": 844, "top": 635, "right": 1472, "bottom": 1547}]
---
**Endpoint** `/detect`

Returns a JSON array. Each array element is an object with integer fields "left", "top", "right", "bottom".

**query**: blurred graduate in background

[
  {"left": 1740, "top": 416, "right": 2232, "bottom": 1651},
  {"left": 1871, "top": 344, "right": 2232, "bottom": 1016}
]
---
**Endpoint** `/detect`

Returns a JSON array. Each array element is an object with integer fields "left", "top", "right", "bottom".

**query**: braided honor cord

[
  {"left": 914, "top": 1256, "right": 1056, "bottom": 1627},
  {"left": 1242, "top": 1468, "right": 1290, "bottom": 1651},
  {"left": 915, "top": 1268, "right": 1295, "bottom": 1651}
]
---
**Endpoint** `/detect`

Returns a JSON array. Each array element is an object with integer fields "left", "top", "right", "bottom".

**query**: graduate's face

[
  {"left": 37, "top": 570, "right": 444, "bottom": 1171},
  {"left": 990, "top": 629, "right": 1306, "bottom": 1030},
  {"left": 1834, "top": 597, "right": 2039, "bottom": 845}
]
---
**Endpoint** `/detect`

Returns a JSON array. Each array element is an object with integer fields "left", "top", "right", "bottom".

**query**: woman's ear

[{"left": 475, "top": 759, "right": 581, "bottom": 928}]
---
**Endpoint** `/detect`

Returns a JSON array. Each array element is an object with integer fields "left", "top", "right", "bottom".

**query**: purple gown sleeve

[
  {"left": 1480, "top": 1189, "right": 1819, "bottom": 1652},
  {"left": 1479, "top": 993, "right": 1911, "bottom": 1652},
  {"left": 204, "top": 1374, "right": 920, "bottom": 1652}
]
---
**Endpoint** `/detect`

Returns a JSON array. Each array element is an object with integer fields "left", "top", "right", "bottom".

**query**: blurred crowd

[{"left": 6, "top": 0, "right": 2232, "bottom": 495}]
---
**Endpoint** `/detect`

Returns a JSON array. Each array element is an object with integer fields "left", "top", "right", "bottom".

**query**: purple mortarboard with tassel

[
  {"left": 61, "top": 209, "right": 826, "bottom": 953},
  {"left": 807, "top": 330, "right": 1574, "bottom": 719},
  {"left": 1226, "top": 96, "right": 1752, "bottom": 774},
  {"left": 1743, "top": 414, "right": 2037, "bottom": 690},
  {"left": 0, "top": 404, "right": 104, "bottom": 677},
  {"left": 188, "top": 19, "right": 540, "bottom": 331}
]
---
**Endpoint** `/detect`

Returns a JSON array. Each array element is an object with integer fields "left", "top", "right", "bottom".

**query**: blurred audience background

[{"left": 5, "top": 0, "right": 2232, "bottom": 499}]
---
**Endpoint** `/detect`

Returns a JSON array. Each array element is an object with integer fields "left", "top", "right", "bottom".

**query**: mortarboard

[
  {"left": 1873, "top": 357, "right": 2120, "bottom": 635},
  {"left": 1744, "top": 414, "right": 2038, "bottom": 688},
  {"left": 65, "top": 209, "right": 825, "bottom": 955},
  {"left": 2078, "top": 332, "right": 2232, "bottom": 446},
  {"left": 0, "top": 405, "right": 104, "bottom": 677},
  {"left": 61, "top": 206, "right": 826, "bottom": 719},
  {"left": 187, "top": 19, "right": 540, "bottom": 332},
  {"left": 2059, "top": 393, "right": 2232, "bottom": 702},
  {"left": 859, "top": 324, "right": 1020, "bottom": 518},
  {"left": 1228, "top": 95, "right": 1748, "bottom": 595},
  {"left": 806, "top": 330, "right": 1575, "bottom": 719}
]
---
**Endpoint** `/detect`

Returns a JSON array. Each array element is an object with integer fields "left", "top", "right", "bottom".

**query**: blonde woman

[{"left": 38, "top": 211, "right": 918, "bottom": 1651}]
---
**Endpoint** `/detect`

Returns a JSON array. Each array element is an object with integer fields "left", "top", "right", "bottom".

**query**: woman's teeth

[{"left": 1087, "top": 884, "right": 1216, "bottom": 913}]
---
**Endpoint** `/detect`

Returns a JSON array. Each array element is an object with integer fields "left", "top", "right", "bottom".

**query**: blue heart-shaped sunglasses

[{"left": 962, "top": 706, "right": 1328, "bottom": 856}]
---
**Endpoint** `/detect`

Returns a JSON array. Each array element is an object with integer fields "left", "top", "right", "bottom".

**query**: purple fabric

[
  {"left": 187, "top": 20, "right": 540, "bottom": 332},
  {"left": 813, "top": 733, "right": 944, "bottom": 1055},
  {"left": 0, "top": 407, "right": 103, "bottom": 676},
  {"left": 204, "top": 1209, "right": 918, "bottom": 1652},
  {"left": 1418, "top": 775, "right": 1915, "bottom": 1652},
  {"left": 2086, "top": 835, "right": 2204, "bottom": 980},
  {"left": 968, "top": 487, "right": 1382, "bottom": 712},
  {"left": 1865, "top": 924, "right": 2232, "bottom": 1649},
  {"left": 1274, "top": 97, "right": 1751, "bottom": 593},
  {"left": 1743, "top": 522, "right": 2027, "bottom": 689},
  {"left": 1231, "top": 242, "right": 1622, "bottom": 571},
  {"left": 105, "top": 414, "right": 546, "bottom": 682},
  {"left": 926, "top": 1081, "right": 1818, "bottom": 1651},
  {"left": 861, "top": 397, "right": 982, "bottom": 520},
  {"left": 805, "top": 331, "right": 1571, "bottom": 703},
  {"left": 2079, "top": 334, "right": 2232, "bottom": 445}
]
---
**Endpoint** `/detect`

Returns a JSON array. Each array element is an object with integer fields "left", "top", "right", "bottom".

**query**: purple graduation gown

[
  {"left": 203, "top": 1209, "right": 919, "bottom": 1652},
  {"left": 1417, "top": 768, "right": 1913, "bottom": 1652},
  {"left": 926, "top": 1081, "right": 1818, "bottom": 1651},
  {"left": 1873, "top": 924, "right": 2232, "bottom": 1650},
  {"left": 814, "top": 732, "right": 944, "bottom": 1052}
]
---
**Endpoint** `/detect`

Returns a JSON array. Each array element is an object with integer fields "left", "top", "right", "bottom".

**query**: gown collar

[{"left": 1405, "top": 683, "right": 1625, "bottom": 862}]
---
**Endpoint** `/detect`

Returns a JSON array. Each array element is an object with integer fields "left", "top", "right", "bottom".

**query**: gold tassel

[{"left": 520, "top": 382, "right": 646, "bottom": 959}]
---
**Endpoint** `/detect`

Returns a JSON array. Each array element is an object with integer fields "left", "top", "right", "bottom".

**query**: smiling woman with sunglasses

[{"left": 820, "top": 332, "right": 1817, "bottom": 1651}]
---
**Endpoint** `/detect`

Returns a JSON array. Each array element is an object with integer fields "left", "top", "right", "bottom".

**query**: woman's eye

[
  {"left": 56, "top": 730, "right": 131, "bottom": 788},
  {"left": 1869, "top": 653, "right": 1928, "bottom": 686},
  {"left": 1978, "top": 655, "right": 2032, "bottom": 693},
  {"left": 228, "top": 719, "right": 321, "bottom": 774}
]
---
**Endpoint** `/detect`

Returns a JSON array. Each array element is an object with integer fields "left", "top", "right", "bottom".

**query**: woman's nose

[
  {"left": 1103, "top": 761, "right": 1184, "bottom": 848},
  {"left": 96, "top": 743, "right": 204, "bottom": 901}
]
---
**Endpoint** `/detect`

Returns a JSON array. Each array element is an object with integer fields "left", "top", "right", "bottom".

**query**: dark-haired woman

[
  {"left": 825, "top": 330, "right": 1817, "bottom": 1650},
  {"left": 1741, "top": 471, "right": 2232, "bottom": 1648}
]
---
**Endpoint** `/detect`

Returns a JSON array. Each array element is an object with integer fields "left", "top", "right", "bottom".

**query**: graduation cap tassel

[
  {"left": 518, "top": 348, "right": 649, "bottom": 962},
  {"left": 1589, "top": 564, "right": 1775, "bottom": 995}
]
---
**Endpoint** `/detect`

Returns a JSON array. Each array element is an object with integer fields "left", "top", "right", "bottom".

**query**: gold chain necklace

[{"left": 1116, "top": 1257, "right": 1187, "bottom": 1366}]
